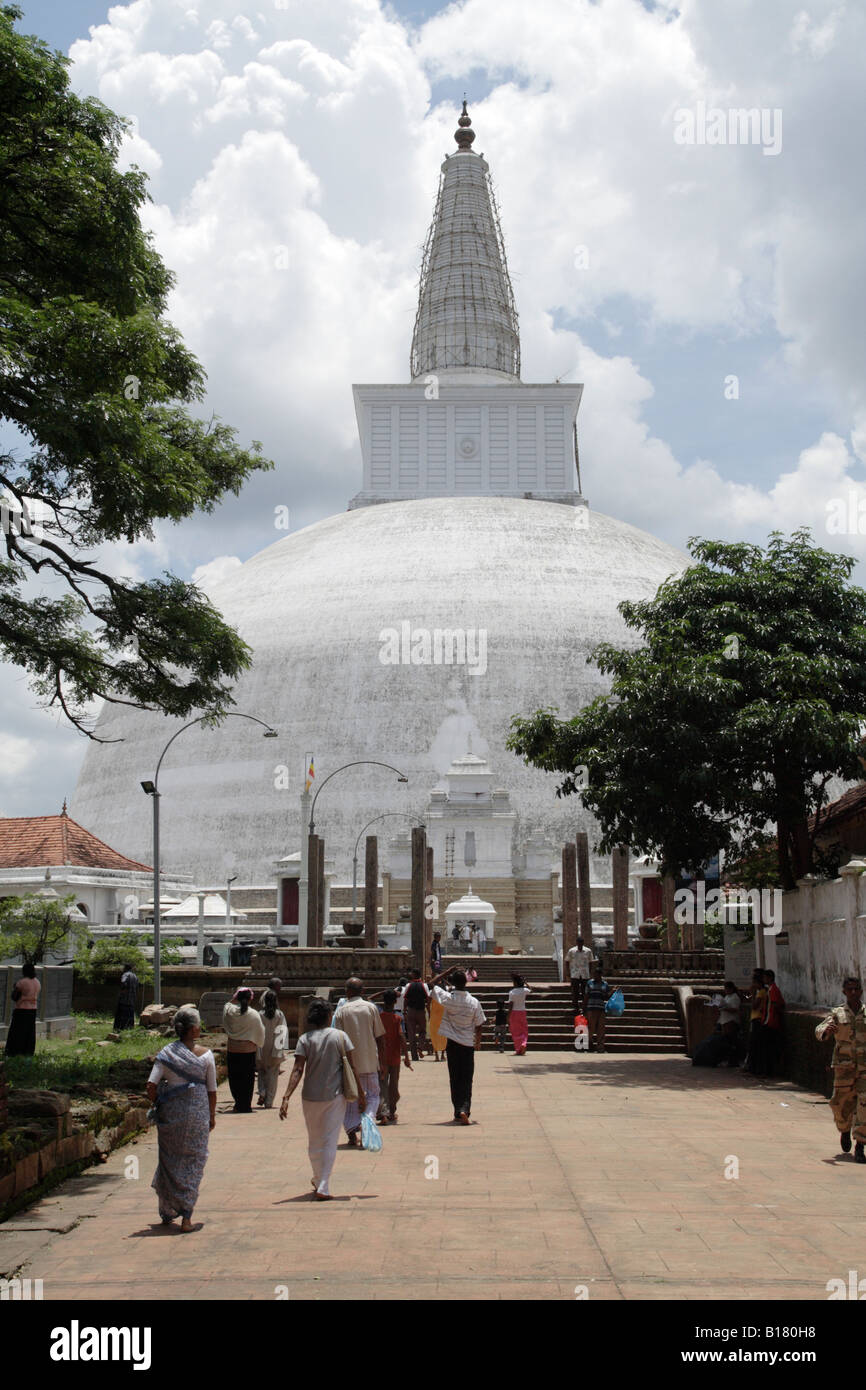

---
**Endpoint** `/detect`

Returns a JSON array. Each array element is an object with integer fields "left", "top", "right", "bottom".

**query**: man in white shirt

[
  {"left": 430, "top": 969, "right": 486, "bottom": 1124},
  {"left": 565, "top": 936, "right": 594, "bottom": 1012},
  {"left": 333, "top": 977, "right": 386, "bottom": 1147}
]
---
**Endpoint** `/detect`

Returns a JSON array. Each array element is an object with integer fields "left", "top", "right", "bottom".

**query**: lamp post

[
  {"left": 299, "top": 760, "right": 409, "bottom": 946},
  {"left": 351, "top": 812, "right": 423, "bottom": 924},
  {"left": 141, "top": 713, "right": 278, "bottom": 1003}
]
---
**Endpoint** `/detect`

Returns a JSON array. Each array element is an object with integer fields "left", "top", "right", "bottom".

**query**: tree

[
  {"left": 508, "top": 530, "right": 866, "bottom": 890},
  {"left": 0, "top": 6, "right": 272, "bottom": 736},
  {"left": 74, "top": 928, "right": 182, "bottom": 985},
  {"left": 0, "top": 893, "right": 86, "bottom": 965}
]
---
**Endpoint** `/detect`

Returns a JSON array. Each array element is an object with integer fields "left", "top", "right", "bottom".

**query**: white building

[{"left": 71, "top": 104, "right": 687, "bottom": 891}]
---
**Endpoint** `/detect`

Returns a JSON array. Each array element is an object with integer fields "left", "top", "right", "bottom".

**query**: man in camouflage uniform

[{"left": 815, "top": 976, "right": 866, "bottom": 1162}]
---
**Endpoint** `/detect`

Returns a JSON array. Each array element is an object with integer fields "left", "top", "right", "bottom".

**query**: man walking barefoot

[
  {"left": 816, "top": 976, "right": 866, "bottom": 1163},
  {"left": 333, "top": 978, "right": 385, "bottom": 1148},
  {"left": 430, "top": 969, "right": 485, "bottom": 1123}
]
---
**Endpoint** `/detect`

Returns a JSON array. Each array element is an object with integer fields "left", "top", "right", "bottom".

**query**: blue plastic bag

[
  {"left": 360, "top": 1112, "right": 383, "bottom": 1152},
  {"left": 605, "top": 988, "right": 625, "bottom": 1017}
]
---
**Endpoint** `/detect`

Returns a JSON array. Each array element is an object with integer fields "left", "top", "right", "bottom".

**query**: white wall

[{"left": 778, "top": 865, "right": 866, "bottom": 1008}]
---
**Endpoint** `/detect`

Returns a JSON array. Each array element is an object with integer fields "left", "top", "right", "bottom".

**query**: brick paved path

[{"left": 0, "top": 1053, "right": 857, "bottom": 1301}]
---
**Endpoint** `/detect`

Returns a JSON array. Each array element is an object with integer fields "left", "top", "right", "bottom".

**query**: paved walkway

[{"left": 0, "top": 1053, "right": 856, "bottom": 1301}]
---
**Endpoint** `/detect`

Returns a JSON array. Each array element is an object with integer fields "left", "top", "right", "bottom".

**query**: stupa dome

[{"left": 71, "top": 496, "right": 686, "bottom": 882}]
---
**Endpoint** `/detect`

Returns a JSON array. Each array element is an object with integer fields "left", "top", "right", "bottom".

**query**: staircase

[{"left": 440, "top": 956, "right": 725, "bottom": 1053}]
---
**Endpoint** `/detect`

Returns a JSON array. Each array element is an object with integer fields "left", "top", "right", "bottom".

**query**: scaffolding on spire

[{"left": 410, "top": 104, "right": 520, "bottom": 382}]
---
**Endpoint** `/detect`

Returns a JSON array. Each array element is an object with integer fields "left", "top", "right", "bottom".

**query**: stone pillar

[
  {"left": 306, "top": 833, "right": 320, "bottom": 947},
  {"left": 576, "top": 831, "right": 593, "bottom": 952},
  {"left": 612, "top": 845, "right": 629, "bottom": 952},
  {"left": 561, "top": 842, "right": 578, "bottom": 966},
  {"left": 298, "top": 786, "right": 310, "bottom": 947},
  {"left": 411, "top": 825, "right": 427, "bottom": 970},
  {"left": 662, "top": 873, "right": 678, "bottom": 951},
  {"left": 317, "top": 836, "right": 326, "bottom": 944},
  {"left": 425, "top": 844, "right": 434, "bottom": 975},
  {"left": 364, "top": 835, "right": 378, "bottom": 949}
]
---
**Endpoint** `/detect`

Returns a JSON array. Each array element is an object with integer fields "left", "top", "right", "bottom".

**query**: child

[
  {"left": 377, "top": 989, "right": 413, "bottom": 1124},
  {"left": 493, "top": 997, "right": 508, "bottom": 1053}
]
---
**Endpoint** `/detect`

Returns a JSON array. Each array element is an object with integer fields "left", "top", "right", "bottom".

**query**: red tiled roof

[
  {"left": 0, "top": 811, "right": 151, "bottom": 872},
  {"left": 810, "top": 782, "right": 866, "bottom": 833}
]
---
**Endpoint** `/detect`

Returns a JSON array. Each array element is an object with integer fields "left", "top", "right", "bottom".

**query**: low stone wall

[
  {"left": 73, "top": 966, "right": 247, "bottom": 1015},
  {"left": 786, "top": 1007, "right": 834, "bottom": 1098}
]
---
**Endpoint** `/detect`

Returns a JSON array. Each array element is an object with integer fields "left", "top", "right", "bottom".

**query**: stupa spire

[{"left": 410, "top": 102, "right": 520, "bottom": 381}]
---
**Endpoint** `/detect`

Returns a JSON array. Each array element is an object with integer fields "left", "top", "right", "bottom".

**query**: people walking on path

[
  {"left": 430, "top": 968, "right": 486, "bottom": 1124},
  {"left": 816, "top": 976, "right": 866, "bottom": 1162},
  {"left": 256, "top": 989, "right": 289, "bottom": 1108},
  {"left": 493, "top": 997, "right": 508, "bottom": 1052},
  {"left": 222, "top": 987, "right": 265, "bottom": 1113},
  {"left": 377, "top": 989, "right": 413, "bottom": 1123},
  {"left": 565, "top": 937, "right": 594, "bottom": 1013},
  {"left": 280, "top": 998, "right": 366, "bottom": 1199},
  {"left": 402, "top": 968, "right": 430, "bottom": 1061},
  {"left": 146, "top": 1005, "right": 216, "bottom": 1232},
  {"left": 507, "top": 973, "right": 531, "bottom": 1055},
  {"left": 113, "top": 962, "right": 139, "bottom": 1032},
  {"left": 3, "top": 961, "right": 40, "bottom": 1057},
  {"left": 333, "top": 978, "right": 386, "bottom": 1147},
  {"left": 585, "top": 966, "right": 612, "bottom": 1052},
  {"left": 428, "top": 978, "right": 448, "bottom": 1061}
]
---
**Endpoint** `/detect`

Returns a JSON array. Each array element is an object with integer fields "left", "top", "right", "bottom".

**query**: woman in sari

[
  {"left": 507, "top": 973, "right": 531, "bottom": 1055},
  {"left": 428, "top": 978, "right": 448, "bottom": 1062},
  {"left": 146, "top": 1005, "right": 216, "bottom": 1232},
  {"left": 280, "top": 998, "right": 366, "bottom": 1200},
  {"left": 4, "top": 962, "right": 40, "bottom": 1057},
  {"left": 222, "top": 987, "right": 265, "bottom": 1112}
]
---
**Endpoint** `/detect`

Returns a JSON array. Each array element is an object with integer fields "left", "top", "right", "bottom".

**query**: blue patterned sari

[{"left": 150, "top": 1041, "right": 211, "bottom": 1222}]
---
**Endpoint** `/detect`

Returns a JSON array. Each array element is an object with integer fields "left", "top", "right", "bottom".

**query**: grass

[{"left": 4, "top": 1012, "right": 161, "bottom": 1093}]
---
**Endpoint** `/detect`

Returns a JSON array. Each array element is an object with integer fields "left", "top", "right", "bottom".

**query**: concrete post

[
  {"left": 840, "top": 860, "right": 866, "bottom": 982},
  {"left": 612, "top": 845, "right": 629, "bottom": 952},
  {"left": 306, "top": 833, "right": 320, "bottom": 948},
  {"left": 561, "top": 842, "right": 578, "bottom": 969},
  {"left": 298, "top": 787, "right": 311, "bottom": 947},
  {"left": 411, "top": 825, "right": 427, "bottom": 969},
  {"left": 364, "top": 835, "right": 378, "bottom": 948},
  {"left": 425, "top": 844, "right": 434, "bottom": 973},
  {"left": 316, "top": 835, "right": 325, "bottom": 943},
  {"left": 576, "top": 832, "right": 593, "bottom": 952}
]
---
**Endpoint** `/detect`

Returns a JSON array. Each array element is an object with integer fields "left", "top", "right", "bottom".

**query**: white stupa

[{"left": 71, "top": 104, "right": 687, "bottom": 888}]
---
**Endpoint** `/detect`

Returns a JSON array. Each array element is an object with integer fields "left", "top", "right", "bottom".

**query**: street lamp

[
  {"left": 351, "top": 812, "right": 423, "bottom": 924},
  {"left": 300, "top": 760, "right": 409, "bottom": 946},
  {"left": 141, "top": 713, "right": 278, "bottom": 1003}
]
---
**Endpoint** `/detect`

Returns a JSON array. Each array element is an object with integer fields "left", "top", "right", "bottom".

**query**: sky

[{"left": 3, "top": 0, "right": 866, "bottom": 817}]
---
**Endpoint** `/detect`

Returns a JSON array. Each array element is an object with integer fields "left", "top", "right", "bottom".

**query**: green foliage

[
  {"left": 0, "top": 5, "right": 272, "bottom": 735},
  {"left": 4, "top": 1013, "right": 157, "bottom": 1094},
  {"left": 0, "top": 893, "right": 85, "bottom": 964},
  {"left": 73, "top": 928, "right": 182, "bottom": 983},
  {"left": 509, "top": 530, "right": 866, "bottom": 889}
]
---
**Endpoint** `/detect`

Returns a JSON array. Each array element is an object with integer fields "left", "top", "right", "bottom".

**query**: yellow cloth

[{"left": 429, "top": 998, "right": 447, "bottom": 1053}]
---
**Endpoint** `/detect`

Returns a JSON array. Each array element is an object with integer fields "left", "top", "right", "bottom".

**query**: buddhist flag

[{"left": 305, "top": 755, "right": 315, "bottom": 793}]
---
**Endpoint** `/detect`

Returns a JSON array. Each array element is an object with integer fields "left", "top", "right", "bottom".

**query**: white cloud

[
  {"left": 0, "top": 735, "right": 38, "bottom": 784},
  {"left": 192, "top": 554, "right": 244, "bottom": 592},
  {"left": 5, "top": 0, "right": 865, "bottom": 813}
]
